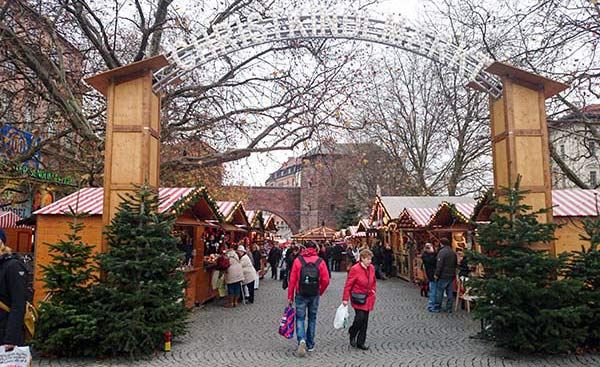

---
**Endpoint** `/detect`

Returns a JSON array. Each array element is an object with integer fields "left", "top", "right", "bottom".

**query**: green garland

[{"left": 169, "top": 184, "right": 224, "bottom": 222}]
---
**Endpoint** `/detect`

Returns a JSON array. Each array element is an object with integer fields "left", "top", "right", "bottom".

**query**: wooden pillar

[
  {"left": 486, "top": 63, "right": 568, "bottom": 254},
  {"left": 85, "top": 56, "right": 169, "bottom": 251}
]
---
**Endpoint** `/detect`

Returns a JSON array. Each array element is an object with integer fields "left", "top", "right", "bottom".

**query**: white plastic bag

[
  {"left": 333, "top": 303, "right": 349, "bottom": 330},
  {"left": 254, "top": 271, "right": 260, "bottom": 289},
  {"left": 0, "top": 346, "right": 32, "bottom": 367}
]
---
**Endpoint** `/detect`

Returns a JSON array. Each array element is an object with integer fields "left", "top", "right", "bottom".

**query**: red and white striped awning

[
  {"left": 34, "top": 187, "right": 197, "bottom": 215},
  {"left": 216, "top": 201, "right": 238, "bottom": 220},
  {"left": 406, "top": 207, "right": 438, "bottom": 227},
  {"left": 0, "top": 211, "right": 31, "bottom": 228},
  {"left": 245, "top": 210, "right": 257, "bottom": 226},
  {"left": 454, "top": 203, "right": 476, "bottom": 218},
  {"left": 552, "top": 189, "right": 600, "bottom": 217}
]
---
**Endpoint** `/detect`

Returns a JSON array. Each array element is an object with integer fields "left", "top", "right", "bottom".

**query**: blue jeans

[
  {"left": 428, "top": 280, "right": 437, "bottom": 310},
  {"left": 295, "top": 294, "right": 319, "bottom": 349},
  {"left": 434, "top": 278, "right": 454, "bottom": 312}
]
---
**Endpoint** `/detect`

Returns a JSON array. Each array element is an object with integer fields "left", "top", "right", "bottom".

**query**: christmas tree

[
  {"left": 565, "top": 214, "right": 600, "bottom": 349},
  {"left": 35, "top": 209, "right": 99, "bottom": 357},
  {"left": 469, "top": 177, "right": 586, "bottom": 353},
  {"left": 91, "top": 185, "right": 188, "bottom": 357}
]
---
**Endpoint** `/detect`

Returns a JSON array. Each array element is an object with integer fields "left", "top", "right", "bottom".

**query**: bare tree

[
  {"left": 429, "top": 0, "right": 600, "bottom": 188},
  {"left": 0, "top": 0, "right": 371, "bottom": 191}
]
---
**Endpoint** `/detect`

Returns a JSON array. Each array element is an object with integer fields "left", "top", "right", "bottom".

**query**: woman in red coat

[{"left": 342, "top": 248, "right": 377, "bottom": 350}]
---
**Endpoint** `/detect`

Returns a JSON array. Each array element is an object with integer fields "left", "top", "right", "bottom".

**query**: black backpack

[{"left": 298, "top": 256, "right": 322, "bottom": 297}]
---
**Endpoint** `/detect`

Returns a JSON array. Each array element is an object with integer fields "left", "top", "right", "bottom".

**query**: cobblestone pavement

[{"left": 36, "top": 272, "right": 600, "bottom": 367}]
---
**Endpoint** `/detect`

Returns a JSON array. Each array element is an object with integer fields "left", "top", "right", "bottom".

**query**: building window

[
  {"left": 591, "top": 171, "right": 597, "bottom": 187},
  {"left": 308, "top": 205, "right": 312, "bottom": 211},
  {"left": 330, "top": 204, "right": 335, "bottom": 211},
  {"left": 590, "top": 141, "right": 597, "bottom": 157},
  {"left": 560, "top": 144, "right": 565, "bottom": 158}
]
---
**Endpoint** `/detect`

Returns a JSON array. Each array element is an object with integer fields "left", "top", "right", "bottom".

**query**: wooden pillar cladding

[
  {"left": 85, "top": 56, "right": 168, "bottom": 252},
  {"left": 486, "top": 63, "right": 568, "bottom": 255}
]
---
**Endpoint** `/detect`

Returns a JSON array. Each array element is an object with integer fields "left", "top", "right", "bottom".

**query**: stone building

[
  {"left": 265, "top": 143, "right": 403, "bottom": 231},
  {"left": 550, "top": 104, "right": 600, "bottom": 189}
]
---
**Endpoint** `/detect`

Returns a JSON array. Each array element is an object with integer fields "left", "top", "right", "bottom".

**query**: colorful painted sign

[{"left": 0, "top": 125, "right": 41, "bottom": 168}]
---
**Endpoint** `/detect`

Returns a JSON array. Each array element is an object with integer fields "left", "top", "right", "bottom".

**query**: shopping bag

[
  {"left": 254, "top": 271, "right": 260, "bottom": 289},
  {"left": 0, "top": 346, "right": 32, "bottom": 367},
  {"left": 333, "top": 303, "right": 349, "bottom": 330},
  {"left": 243, "top": 285, "right": 250, "bottom": 298},
  {"left": 211, "top": 271, "right": 221, "bottom": 290},
  {"left": 278, "top": 305, "right": 295, "bottom": 339},
  {"left": 217, "top": 277, "right": 227, "bottom": 298}
]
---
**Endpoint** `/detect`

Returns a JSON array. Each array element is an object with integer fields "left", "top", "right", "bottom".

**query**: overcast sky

[{"left": 224, "top": 0, "right": 424, "bottom": 186}]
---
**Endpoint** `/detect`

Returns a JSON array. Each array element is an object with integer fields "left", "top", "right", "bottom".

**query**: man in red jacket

[{"left": 287, "top": 241, "right": 330, "bottom": 357}]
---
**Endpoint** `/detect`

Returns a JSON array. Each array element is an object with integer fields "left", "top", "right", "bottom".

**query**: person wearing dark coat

[
  {"left": 251, "top": 244, "right": 262, "bottom": 272},
  {"left": 0, "top": 229, "right": 26, "bottom": 350},
  {"left": 282, "top": 246, "right": 300, "bottom": 290},
  {"left": 332, "top": 243, "right": 343, "bottom": 271},
  {"left": 371, "top": 243, "right": 386, "bottom": 280},
  {"left": 421, "top": 243, "right": 437, "bottom": 311},
  {"left": 432, "top": 238, "right": 457, "bottom": 313},
  {"left": 382, "top": 244, "right": 394, "bottom": 277},
  {"left": 267, "top": 245, "right": 282, "bottom": 279}
]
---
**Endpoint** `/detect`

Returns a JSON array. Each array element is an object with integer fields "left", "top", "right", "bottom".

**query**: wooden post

[
  {"left": 486, "top": 63, "right": 568, "bottom": 254},
  {"left": 85, "top": 56, "right": 169, "bottom": 251}
]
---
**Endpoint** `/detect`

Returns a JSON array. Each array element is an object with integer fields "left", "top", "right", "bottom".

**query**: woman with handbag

[
  {"left": 342, "top": 248, "right": 376, "bottom": 351},
  {"left": 0, "top": 229, "right": 26, "bottom": 350}
]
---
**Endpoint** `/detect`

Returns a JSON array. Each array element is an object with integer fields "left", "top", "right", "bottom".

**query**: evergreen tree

[
  {"left": 91, "top": 185, "right": 188, "bottom": 357},
  {"left": 564, "top": 214, "right": 600, "bottom": 348},
  {"left": 336, "top": 202, "right": 361, "bottom": 230},
  {"left": 468, "top": 177, "right": 587, "bottom": 353},
  {"left": 35, "top": 209, "right": 99, "bottom": 357}
]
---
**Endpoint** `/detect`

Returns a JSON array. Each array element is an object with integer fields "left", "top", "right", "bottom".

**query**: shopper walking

[
  {"left": 432, "top": 238, "right": 457, "bottom": 313},
  {"left": 287, "top": 241, "right": 330, "bottom": 357},
  {"left": 342, "top": 248, "right": 377, "bottom": 351},
  {"left": 0, "top": 229, "right": 26, "bottom": 350},
  {"left": 421, "top": 243, "right": 437, "bottom": 312}
]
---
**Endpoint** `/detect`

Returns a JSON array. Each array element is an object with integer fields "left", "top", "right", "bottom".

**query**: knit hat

[
  {"left": 304, "top": 241, "right": 317, "bottom": 248},
  {"left": 0, "top": 229, "right": 5, "bottom": 244}
]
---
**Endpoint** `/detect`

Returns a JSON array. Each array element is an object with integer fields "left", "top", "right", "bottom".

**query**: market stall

[
  {"left": 0, "top": 211, "right": 34, "bottom": 253},
  {"left": 292, "top": 225, "right": 336, "bottom": 243},
  {"left": 473, "top": 188, "right": 600, "bottom": 256},
  {"left": 32, "top": 186, "right": 223, "bottom": 307},
  {"left": 216, "top": 201, "right": 250, "bottom": 243},
  {"left": 392, "top": 207, "right": 439, "bottom": 282}
]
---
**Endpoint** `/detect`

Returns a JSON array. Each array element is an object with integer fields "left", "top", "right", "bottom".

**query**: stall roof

[
  {"left": 245, "top": 210, "right": 264, "bottom": 229},
  {"left": 473, "top": 188, "right": 600, "bottom": 221},
  {"left": 264, "top": 214, "right": 278, "bottom": 232},
  {"left": 378, "top": 195, "right": 475, "bottom": 219},
  {"left": 428, "top": 202, "right": 477, "bottom": 226},
  {"left": 553, "top": 189, "right": 600, "bottom": 217},
  {"left": 292, "top": 225, "right": 337, "bottom": 241},
  {"left": 405, "top": 207, "right": 439, "bottom": 227},
  {"left": 0, "top": 211, "right": 32, "bottom": 229},
  {"left": 217, "top": 201, "right": 249, "bottom": 226},
  {"left": 33, "top": 187, "right": 221, "bottom": 218}
]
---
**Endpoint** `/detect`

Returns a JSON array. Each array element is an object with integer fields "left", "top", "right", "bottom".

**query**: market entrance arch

[{"left": 85, "top": 6, "right": 568, "bottom": 254}]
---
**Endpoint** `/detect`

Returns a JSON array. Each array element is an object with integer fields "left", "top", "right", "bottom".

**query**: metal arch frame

[{"left": 153, "top": 8, "right": 502, "bottom": 99}]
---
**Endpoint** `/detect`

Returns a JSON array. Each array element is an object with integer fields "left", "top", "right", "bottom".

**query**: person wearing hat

[
  {"left": 236, "top": 245, "right": 257, "bottom": 304},
  {"left": 0, "top": 228, "right": 26, "bottom": 350},
  {"left": 287, "top": 241, "right": 330, "bottom": 357}
]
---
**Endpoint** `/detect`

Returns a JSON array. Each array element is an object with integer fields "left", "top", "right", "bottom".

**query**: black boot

[
  {"left": 357, "top": 344, "right": 369, "bottom": 350},
  {"left": 349, "top": 333, "right": 357, "bottom": 348}
]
